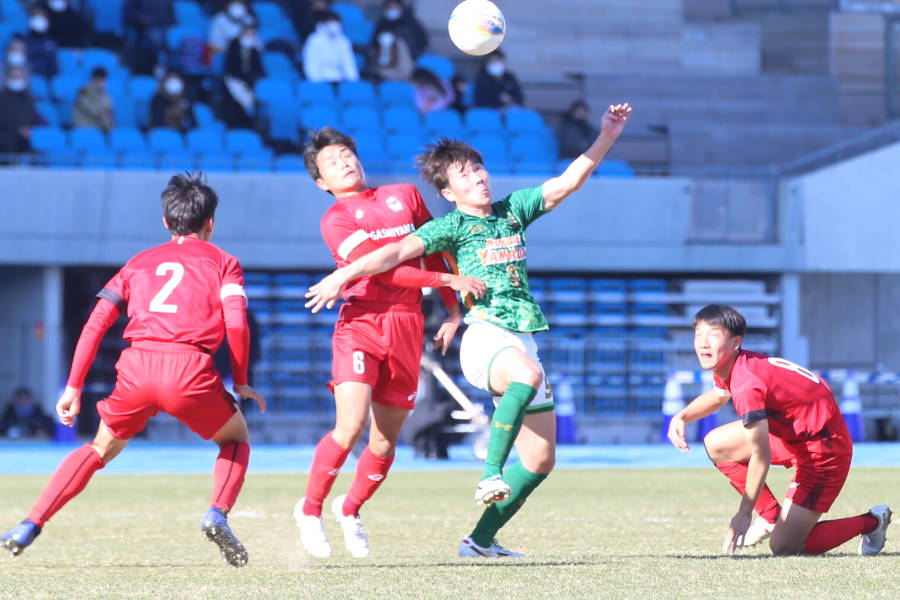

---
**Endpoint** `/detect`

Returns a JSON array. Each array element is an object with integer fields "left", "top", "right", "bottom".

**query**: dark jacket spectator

[
  {"left": 473, "top": 50, "right": 524, "bottom": 110},
  {"left": 450, "top": 75, "right": 470, "bottom": 115},
  {"left": 372, "top": 0, "right": 428, "bottom": 59},
  {"left": 74, "top": 67, "right": 115, "bottom": 131},
  {"left": 124, "top": 0, "right": 176, "bottom": 34},
  {"left": 291, "top": 0, "right": 332, "bottom": 43},
  {"left": 0, "top": 67, "right": 45, "bottom": 154},
  {"left": 0, "top": 387, "right": 54, "bottom": 439},
  {"left": 367, "top": 29, "right": 414, "bottom": 82},
  {"left": 44, "top": 0, "right": 88, "bottom": 48},
  {"left": 24, "top": 9, "right": 59, "bottom": 78},
  {"left": 557, "top": 100, "right": 599, "bottom": 159},
  {"left": 222, "top": 25, "right": 264, "bottom": 129},
  {"left": 150, "top": 72, "right": 196, "bottom": 131},
  {"left": 124, "top": 0, "right": 175, "bottom": 71}
]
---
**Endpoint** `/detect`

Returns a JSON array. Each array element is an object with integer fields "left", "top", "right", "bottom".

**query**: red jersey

[
  {"left": 320, "top": 184, "right": 434, "bottom": 306},
  {"left": 713, "top": 350, "right": 842, "bottom": 445}
]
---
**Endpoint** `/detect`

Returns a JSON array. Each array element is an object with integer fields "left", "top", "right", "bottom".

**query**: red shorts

[
  {"left": 330, "top": 302, "right": 424, "bottom": 409},
  {"left": 97, "top": 341, "right": 237, "bottom": 440},
  {"left": 779, "top": 420, "right": 854, "bottom": 514}
]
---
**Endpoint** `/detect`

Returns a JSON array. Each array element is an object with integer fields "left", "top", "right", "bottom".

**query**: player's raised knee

[
  {"left": 513, "top": 363, "right": 543, "bottom": 389},
  {"left": 769, "top": 535, "right": 802, "bottom": 556}
]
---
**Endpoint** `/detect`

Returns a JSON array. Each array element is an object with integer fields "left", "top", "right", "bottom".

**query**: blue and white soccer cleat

[
  {"left": 474, "top": 474, "right": 511, "bottom": 506},
  {"left": 1, "top": 520, "right": 41, "bottom": 557},
  {"left": 859, "top": 504, "right": 892, "bottom": 556},
  {"left": 201, "top": 507, "right": 249, "bottom": 567},
  {"left": 458, "top": 537, "right": 524, "bottom": 558}
]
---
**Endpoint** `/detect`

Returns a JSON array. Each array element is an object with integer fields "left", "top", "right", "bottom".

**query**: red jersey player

[
  {"left": 292, "top": 128, "right": 485, "bottom": 558},
  {"left": 668, "top": 304, "right": 891, "bottom": 555},
  {"left": 1, "top": 174, "right": 265, "bottom": 567}
]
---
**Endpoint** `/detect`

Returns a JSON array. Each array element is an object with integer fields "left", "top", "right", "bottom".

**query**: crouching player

[
  {"left": 668, "top": 304, "right": 891, "bottom": 556},
  {"left": 1, "top": 174, "right": 265, "bottom": 567},
  {"left": 305, "top": 103, "right": 632, "bottom": 557}
]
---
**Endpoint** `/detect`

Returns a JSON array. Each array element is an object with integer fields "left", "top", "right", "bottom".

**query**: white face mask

[
  {"left": 164, "top": 78, "right": 183, "bottom": 96},
  {"left": 384, "top": 8, "right": 402, "bottom": 21},
  {"left": 30, "top": 15, "right": 49, "bottom": 33},
  {"left": 228, "top": 3, "right": 247, "bottom": 19},
  {"left": 48, "top": 0, "right": 67, "bottom": 12},
  {"left": 240, "top": 35, "right": 256, "bottom": 49},
  {"left": 7, "top": 79, "right": 27, "bottom": 92},
  {"left": 377, "top": 31, "right": 395, "bottom": 47},
  {"left": 6, "top": 51, "right": 26, "bottom": 67},
  {"left": 486, "top": 61, "right": 505, "bottom": 77},
  {"left": 319, "top": 21, "right": 342, "bottom": 36}
]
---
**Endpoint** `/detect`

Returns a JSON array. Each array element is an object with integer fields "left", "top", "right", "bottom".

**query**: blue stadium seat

[
  {"left": 337, "top": 80, "right": 376, "bottom": 107},
  {"left": 88, "top": 0, "right": 126, "bottom": 36},
  {"left": 354, "top": 132, "right": 388, "bottom": 170},
  {"left": 255, "top": 77, "right": 295, "bottom": 106},
  {"left": 342, "top": 19, "right": 374, "bottom": 46},
  {"left": 128, "top": 75, "right": 158, "bottom": 101},
  {"left": 30, "top": 126, "right": 67, "bottom": 153},
  {"left": 331, "top": 2, "right": 366, "bottom": 26},
  {"left": 261, "top": 52, "right": 296, "bottom": 78},
  {"left": 509, "top": 133, "right": 556, "bottom": 163},
  {"left": 265, "top": 99, "right": 301, "bottom": 143},
  {"left": 119, "top": 151, "right": 157, "bottom": 169},
  {"left": 197, "top": 152, "right": 234, "bottom": 172},
  {"left": 505, "top": 108, "right": 545, "bottom": 134},
  {"left": 254, "top": 2, "right": 297, "bottom": 44},
  {"left": 513, "top": 160, "right": 555, "bottom": 176},
  {"left": 186, "top": 128, "right": 224, "bottom": 154},
  {"left": 465, "top": 108, "right": 504, "bottom": 134},
  {"left": 629, "top": 278, "right": 667, "bottom": 294},
  {"left": 342, "top": 105, "right": 381, "bottom": 134},
  {"left": 108, "top": 127, "right": 146, "bottom": 153},
  {"left": 50, "top": 75, "right": 82, "bottom": 102},
  {"left": 468, "top": 133, "right": 509, "bottom": 164},
  {"left": 147, "top": 128, "right": 186, "bottom": 153},
  {"left": 174, "top": 0, "right": 203, "bottom": 24},
  {"left": 191, "top": 102, "right": 216, "bottom": 128},
  {"left": 274, "top": 154, "right": 305, "bottom": 173},
  {"left": 69, "top": 127, "right": 109, "bottom": 153},
  {"left": 385, "top": 132, "right": 423, "bottom": 161},
  {"left": 297, "top": 81, "right": 335, "bottom": 106},
  {"left": 416, "top": 54, "right": 454, "bottom": 80},
  {"left": 35, "top": 101, "right": 60, "bottom": 127},
  {"left": 382, "top": 107, "right": 420, "bottom": 134},
  {"left": 29, "top": 76, "right": 50, "bottom": 101},
  {"left": 595, "top": 159, "right": 635, "bottom": 178},
  {"left": 225, "top": 129, "right": 265, "bottom": 154},
  {"left": 424, "top": 109, "right": 464, "bottom": 138},
  {"left": 236, "top": 148, "right": 275, "bottom": 171},
  {"left": 56, "top": 49, "right": 82, "bottom": 77},
  {"left": 81, "top": 48, "right": 121, "bottom": 74},
  {"left": 158, "top": 150, "right": 196, "bottom": 171},
  {"left": 300, "top": 105, "right": 340, "bottom": 131},
  {"left": 81, "top": 151, "right": 118, "bottom": 169},
  {"left": 378, "top": 81, "right": 416, "bottom": 109},
  {"left": 0, "top": 0, "right": 27, "bottom": 29},
  {"left": 589, "top": 278, "right": 627, "bottom": 302}
]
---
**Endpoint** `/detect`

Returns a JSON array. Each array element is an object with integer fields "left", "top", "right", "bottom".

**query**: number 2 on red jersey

[{"left": 149, "top": 262, "right": 185, "bottom": 314}]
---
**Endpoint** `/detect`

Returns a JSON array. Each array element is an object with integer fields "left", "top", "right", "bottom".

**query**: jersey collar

[{"left": 335, "top": 188, "right": 376, "bottom": 203}]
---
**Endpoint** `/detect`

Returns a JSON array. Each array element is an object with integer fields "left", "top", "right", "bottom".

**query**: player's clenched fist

[{"left": 56, "top": 385, "right": 82, "bottom": 428}]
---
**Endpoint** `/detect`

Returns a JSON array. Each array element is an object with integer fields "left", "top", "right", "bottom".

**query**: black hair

[
  {"left": 693, "top": 304, "right": 747, "bottom": 338},
  {"left": 411, "top": 67, "right": 443, "bottom": 90},
  {"left": 416, "top": 138, "right": 484, "bottom": 191},
  {"left": 90, "top": 66, "right": 107, "bottom": 79},
  {"left": 161, "top": 172, "right": 218, "bottom": 235},
  {"left": 315, "top": 10, "right": 340, "bottom": 24},
  {"left": 303, "top": 127, "right": 357, "bottom": 181}
]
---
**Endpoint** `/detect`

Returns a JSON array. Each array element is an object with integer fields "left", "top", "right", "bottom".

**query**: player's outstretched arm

[
  {"left": 667, "top": 389, "right": 730, "bottom": 451},
  {"left": 541, "top": 103, "right": 632, "bottom": 211},
  {"left": 724, "top": 420, "right": 771, "bottom": 553}
]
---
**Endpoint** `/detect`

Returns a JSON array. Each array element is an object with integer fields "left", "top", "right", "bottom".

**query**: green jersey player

[{"left": 306, "top": 102, "right": 632, "bottom": 558}]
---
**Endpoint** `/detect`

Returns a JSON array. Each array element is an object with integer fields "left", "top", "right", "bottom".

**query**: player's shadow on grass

[{"left": 311, "top": 559, "right": 598, "bottom": 569}]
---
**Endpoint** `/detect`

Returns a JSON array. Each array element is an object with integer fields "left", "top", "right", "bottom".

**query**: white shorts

[{"left": 459, "top": 319, "right": 555, "bottom": 413}]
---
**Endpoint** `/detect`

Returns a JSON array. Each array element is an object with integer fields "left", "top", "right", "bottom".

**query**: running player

[
  {"left": 667, "top": 304, "right": 891, "bottom": 555},
  {"left": 304, "top": 103, "right": 632, "bottom": 557},
  {"left": 0, "top": 173, "right": 265, "bottom": 567},
  {"left": 294, "top": 128, "right": 486, "bottom": 559}
]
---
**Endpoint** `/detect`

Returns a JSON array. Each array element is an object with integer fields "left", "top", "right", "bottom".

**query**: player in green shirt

[{"left": 306, "top": 102, "right": 632, "bottom": 557}]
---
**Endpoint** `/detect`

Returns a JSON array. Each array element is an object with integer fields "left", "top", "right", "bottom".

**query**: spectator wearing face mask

[
  {"left": 209, "top": 1, "right": 256, "bottom": 57},
  {"left": 44, "top": 0, "right": 88, "bottom": 48},
  {"left": 557, "top": 100, "right": 599, "bottom": 159},
  {"left": 0, "top": 67, "right": 45, "bottom": 155},
  {"left": 150, "top": 71, "right": 196, "bottom": 132},
  {"left": 4, "top": 36, "right": 30, "bottom": 73},
  {"left": 291, "top": 0, "right": 332, "bottom": 43},
  {"left": 411, "top": 67, "right": 454, "bottom": 114},
  {"left": 222, "top": 24, "right": 265, "bottom": 129},
  {"left": 0, "top": 387, "right": 54, "bottom": 439},
  {"left": 473, "top": 50, "right": 524, "bottom": 110},
  {"left": 372, "top": 0, "right": 428, "bottom": 60},
  {"left": 367, "top": 29, "right": 413, "bottom": 82},
  {"left": 74, "top": 67, "right": 115, "bottom": 131},
  {"left": 124, "top": 0, "right": 175, "bottom": 73},
  {"left": 24, "top": 8, "right": 59, "bottom": 79},
  {"left": 302, "top": 12, "right": 358, "bottom": 83}
]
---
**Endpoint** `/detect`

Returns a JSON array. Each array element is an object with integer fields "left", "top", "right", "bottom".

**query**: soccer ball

[{"left": 448, "top": 0, "right": 506, "bottom": 56}]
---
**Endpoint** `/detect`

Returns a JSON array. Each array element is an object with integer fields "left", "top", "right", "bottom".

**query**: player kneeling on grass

[
  {"left": 306, "top": 103, "right": 632, "bottom": 558},
  {"left": 1, "top": 173, "right": 265, "bottom": 567},
  {"left": 668, "top": 304, "right": 891, "bottom": 556}
]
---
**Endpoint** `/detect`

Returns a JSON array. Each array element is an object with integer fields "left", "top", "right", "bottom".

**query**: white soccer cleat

[
  {"left": 293, "top": 497, "right": 332, "bottom": 558},
  {"left": 859, "top": 504, "right": 892, "bottom": 556},
  {"left": 741, "top": 517, "right": 776, "bottom": 548},
  {"left": 331, "top": 494, "right": 370, "bottom": 558},
  {"left": 458, "top": 537, "right": 525, "bottom": 558},
  {"left": 475, "top": 474, "right": 511, "bottom": 506}
]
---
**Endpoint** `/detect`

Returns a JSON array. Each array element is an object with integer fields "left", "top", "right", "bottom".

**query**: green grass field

[{"left": 1, "top": 467, "right": 898, "bottom": 600}]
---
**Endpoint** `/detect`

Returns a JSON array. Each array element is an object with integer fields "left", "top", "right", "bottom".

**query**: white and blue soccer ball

[{"left": 448, "top": 0, "right": 506, "bottom": 56}]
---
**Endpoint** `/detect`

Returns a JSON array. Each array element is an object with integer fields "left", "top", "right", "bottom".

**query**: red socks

[
  {"left": 302, "top": 432, "right": 351, "bottom": 517},
  {"left": 28, "top": 444, "right": 105, "bottom": 527},
  {"left": 342, "top": 447, "right": 395, "bottom": 517},
  {"left": 715, "top": 461, "right": 781, "bottom": 523},
  {"left": 210, "top": 441, "right": 250, "bottom": 513},
  {"left": 803, "top": 514, "right": 879, "bottom": 554}
]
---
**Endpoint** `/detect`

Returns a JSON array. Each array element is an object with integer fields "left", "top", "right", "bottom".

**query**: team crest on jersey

[
  {"left": 507, "top": 213, "right": 521, "bottom": 231},
  {"left": 385, "top": 196, "right": 403, "bottom": 212},
  {"left": 469, "top": 224, "right": 484, "bottom": 234}
]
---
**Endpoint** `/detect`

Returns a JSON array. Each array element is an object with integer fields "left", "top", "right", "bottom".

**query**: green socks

[
  {"left": 482, "top": 382, "right": 537, "bottom": 478},
  {"left": 471, "top": 462, "right": 548, "bottom": 548}
]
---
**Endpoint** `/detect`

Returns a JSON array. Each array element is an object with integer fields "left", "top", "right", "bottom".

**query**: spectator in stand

[
  {"left": 557, "top": 100, "right": 599, "bottom": 159},
  {"left": 24, "top": 8, "right": 58, "bottom": 79},
  {"left": 209, "top": 1, "right": 256, "bottom": 59},
  {"left": 411, "top": 67, "right": 454, "bottom": 114},
  {"left": 4, "top": 36, "right": 30, "bottom": 72},
  {"left": 222, "top": 24, "right": 264, "bottom": 129},
  {"left": 0, "top": 67, "right": 44, "bottom": 155},
  {"left": 150, "top": 71, "right": 196, "bottom": 131},
  {"left": 124, "top": 0, "right": 175, "bottom": 74},
  {"left": 473, "top": 50, "right": 524, "bottom": 110},
  {"left": 372, "top": 0, "right": 428, "bottom": 60},
  {"left": 450, "top": 75, "right": 470, "bottom": 115},
  {"left": 291, "top": 0, "right": 332, "bottom": 43},
  {"left": 44, "top": 0, "right": 88, "bottom": 48},
  {"left": 0, "top": 387, "right": 54, "bottom": 439},
  {"left": 302, "top": 12, "right": 358, "bottom": 83},
  {"left": 367, "top": 29, "right": 413, "bottom": 82},
  {"left": 73, "top": 67, "right": 115, "bottom": 131}
]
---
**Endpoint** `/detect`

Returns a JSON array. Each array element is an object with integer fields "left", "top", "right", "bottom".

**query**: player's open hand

[
  {"left": 233, "top": 384, "right": 266, "bottom": 413},
  {"left": 667, "top": 414, "right": 689, "bottom": 452},
  {"left": 56, "top": 385, "right": 82, "bottom": 427},
  {"left": 449, "top": 275, "right": 486, "bottom": 299},
  {"left": 723, "top": 511, "right": 752, "bottom": 554},
  {"left": 305, "top": 269, "right": 350, "bottom": 313},
  {"left": 600, "top": 103, "right": 632, "bottom": 139},
  {"left": 433, "top": 313, "right": 462, "bottom": 356}
]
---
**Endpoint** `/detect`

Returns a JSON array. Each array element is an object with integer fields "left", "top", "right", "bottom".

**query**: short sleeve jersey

[
  {"left": 413, "top": 186, "right": 548, "bottom": 333},
  {"left": 713, "top": 350, "right": 841, "bottom": 445},
  {"left": 320, "top": 184, "right": 432, "bottom": 306},
  {"left": 99, "top": 236, "right": 247, "bottom": 353}
]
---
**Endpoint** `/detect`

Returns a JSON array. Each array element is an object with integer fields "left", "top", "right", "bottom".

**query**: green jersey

[{"left": 413, "top": 186, "right": 549, "bottom": 333}]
